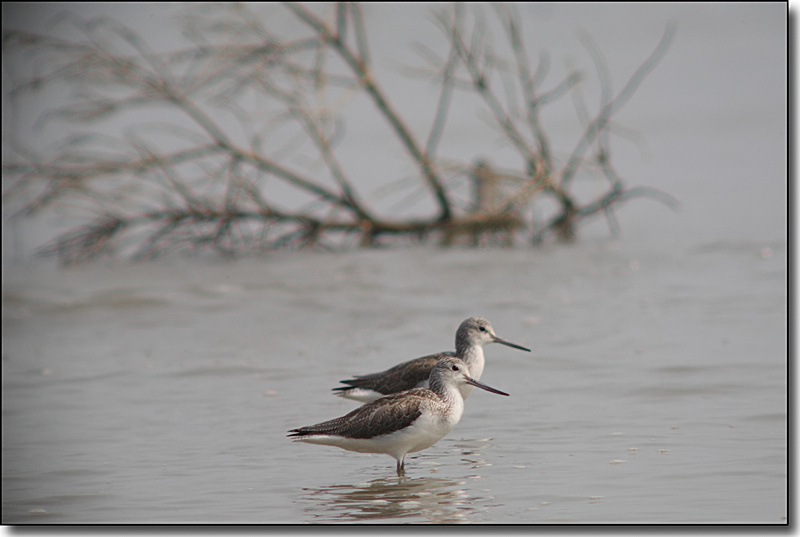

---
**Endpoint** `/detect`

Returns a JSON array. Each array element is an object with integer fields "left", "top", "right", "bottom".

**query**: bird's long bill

[
  {"left": 465, "top": 376, "right": 509, "bottom": 396},
  {"left": 493, "top": 335, "right": 531, "bottom": 352}
]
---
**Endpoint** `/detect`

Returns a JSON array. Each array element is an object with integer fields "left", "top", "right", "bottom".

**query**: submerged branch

[
  {"left": 560, "top": 22, "right": 677, "bottom": 191},
  {"left": 285, "top": 2, "right": 453, "bottom": 220},
  {"left": 3, "top": 3, "right": 676, "bottom": 262}
]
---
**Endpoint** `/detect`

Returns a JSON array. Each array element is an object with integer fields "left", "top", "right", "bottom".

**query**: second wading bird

[
  {"left": 333, "top": 317, "right": 530, "bottom": 402},
  {"left": 288, "top": 356, "right": 509, "bottom": 475}
]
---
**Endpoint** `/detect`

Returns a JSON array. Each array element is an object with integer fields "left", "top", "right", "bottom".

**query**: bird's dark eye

[
  {"left": 479, "top": 326, "right": 487, "bottom": 332},
  {"left": 451, "top": 365, "right": 459, "bottom": 371}
]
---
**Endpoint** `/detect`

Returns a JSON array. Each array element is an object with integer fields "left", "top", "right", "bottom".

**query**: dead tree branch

[{"left": 2, "top": 3, "right": 677, "bottom": 262}]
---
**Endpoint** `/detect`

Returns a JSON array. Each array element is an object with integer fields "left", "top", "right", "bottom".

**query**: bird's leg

[{"left": 396, "top": 456, "right": 406, "bottom": 476}]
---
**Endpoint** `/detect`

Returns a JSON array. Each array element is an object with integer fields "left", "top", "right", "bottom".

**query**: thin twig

[{"left": 560, "top": 22, "right": 676, "bottom": 191}]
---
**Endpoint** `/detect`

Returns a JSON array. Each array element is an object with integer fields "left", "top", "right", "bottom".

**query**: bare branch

[
  {"left": 285, "top": 1, "right": 453, "bottom": 220},
  {"left": 560, "top": 22, "right": 677, "bottom": 191},
  {"left": 3, "top": 3, "right": 676, "bottom": 261}
]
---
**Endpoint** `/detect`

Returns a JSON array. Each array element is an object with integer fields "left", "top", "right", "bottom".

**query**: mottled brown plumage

[
  {"left": 290, "top": 356, "right": 510, "bottom": 474},
  {"left": 331, "top": 354, "right": 445, "bottom": 398},
  {"left": 289, "top": 390, "right": 426, "bottom": 439},
  {"left": 333, "top": 317, "right": 530, "bottom": 402}
]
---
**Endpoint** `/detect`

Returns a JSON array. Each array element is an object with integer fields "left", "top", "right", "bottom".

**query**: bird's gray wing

[
  {"left": 289, "top": 390, "right": 427, "bottom": 439},
  {"left": 332, "top": 353, "right": 454, "bottom": 396}
]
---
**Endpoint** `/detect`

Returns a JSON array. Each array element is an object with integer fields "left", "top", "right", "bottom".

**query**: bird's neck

[
  {"left": 433, "top": 381, "right": 465, "bottom": 421},
  {"left": 429, "top": 375, "right": 463, "bottom": 404},
  {"left": 457, "top": 345, "right": 485, "bottom": 381}
]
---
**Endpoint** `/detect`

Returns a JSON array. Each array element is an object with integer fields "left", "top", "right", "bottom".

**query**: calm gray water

[
  {"left": 1, "top": 240, "right": 787, "bottom": 524},
  {"left": 1, "top": 2, "right": 787, "bottom": 526}
]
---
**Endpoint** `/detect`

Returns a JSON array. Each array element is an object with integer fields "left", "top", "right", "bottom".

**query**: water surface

[
  {"left": 1, "top": 241, "right": 786, "bottom": 523},
  {"left": 1, "top": 1, "right": 787, "bottom": 526}
]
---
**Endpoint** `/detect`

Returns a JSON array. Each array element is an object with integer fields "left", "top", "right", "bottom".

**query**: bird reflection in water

[{"left": 298, "top": 474, "right": 491, "bottom": 523}]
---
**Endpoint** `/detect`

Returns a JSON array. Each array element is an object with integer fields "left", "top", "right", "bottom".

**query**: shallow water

[
  {"left": 1, "top": 1, "right": 787, "bottom": 526},
  {"left": 1, "top": 239, "right": 786, "bottom": 524}
]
